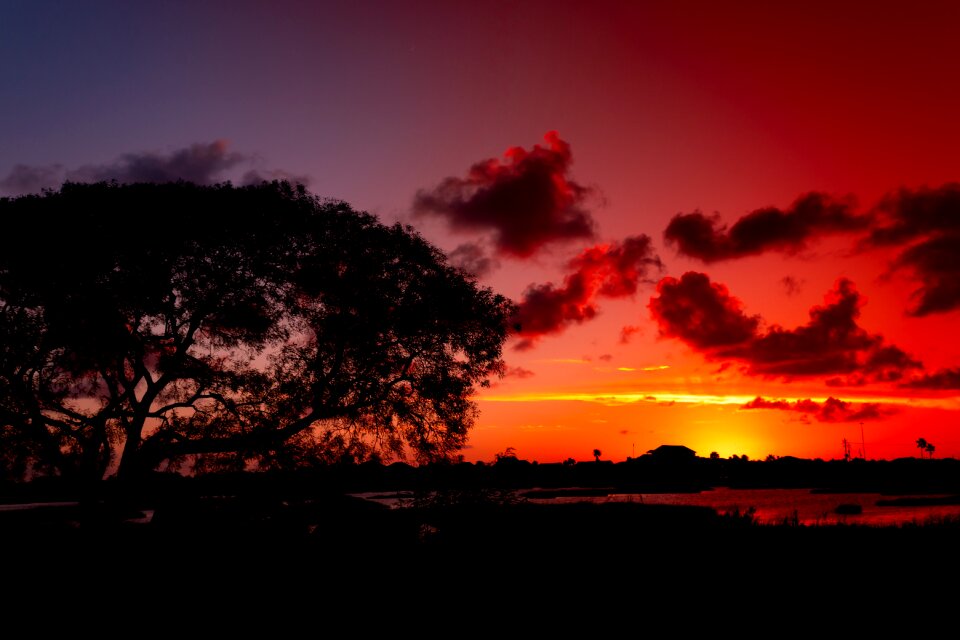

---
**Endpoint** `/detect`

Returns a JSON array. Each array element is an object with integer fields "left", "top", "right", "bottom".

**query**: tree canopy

[{"left": 0, "top": 180, "right": 514, "bottom": 484}]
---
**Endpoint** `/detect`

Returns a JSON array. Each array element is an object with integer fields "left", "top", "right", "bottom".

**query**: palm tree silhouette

[
  {"left": 593, "top": 448, "right": 602, "bottom": 462},
  {"left": 926, "top": 443, "right": 935, "bottom": 459},
  {"left": 916, "top": 438, "right": 928, "bottom": 459}
]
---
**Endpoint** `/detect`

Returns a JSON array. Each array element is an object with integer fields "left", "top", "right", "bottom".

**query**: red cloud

[
  {"left": 512, "top": 235, "right": 662, "bottom": 350},
  {"left": 664, "top": 192, "right": 866, "bottom": 262},
  {"left": 648, "top": 272, "right": 760, "bottom": 350},
  {"left": 869, "top": 184, "right": 960, "bottom": 316},
  {"left": 650, "top": 274, "right": 922, "bottom": 382},
  {"left": 662, "top": 182, "right": 960, "bottom": 317},
  {"left": 869, "top": 183, "right": 960, "bottom": 245},
  {"left": 413, "top": 132, "right": 597, "bottom": 258},
  {"left": 742, "top": 396, "right": 890, "bottom": 423},
  {"left": 901, "top": 368, "right": 960, "bottom": 390}
]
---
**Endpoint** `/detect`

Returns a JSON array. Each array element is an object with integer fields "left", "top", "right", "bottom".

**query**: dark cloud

[
  {"left": 737, "top": 279, "right": 900, "bottom": 379},
  {"left": 0, "top": 141, "right": 309, "bottom": 196},
  {"left": 650, "top": 274, "right": 922, "bottom": 382},
  {"left": 660, "top": 182, "right": 960, "bottom": 315},
  {"left": 664, "top": 192, "right": 866, "bottom": 262},
  {"left": 598, "top": 354, "right": 613, "bottom": 362},
  {"left": 0, "top": 163, "right": 65, "bottom": 195},
  {"left": 827, "top": 346, "right": 923, "bottom": 386},
  {"left": 412, "top": 131, "right": 597, "bottom": 258},
  {"left": 900, "top": 368, "right": 960, "bottom": 390},
  {"left": 869, "top": 183, "right": 960, "bottom": 245},
  {"left": 512, "top": 235, "right": 662, "bottom": 350},
  {"left": 67, "top": 140, "right": 246, "bottom": 185},
  {"left": 240, "top": 168, "right": 312, "bottom": 188},
  {"left": 503, "top": 366, "right": 536, "bottom": 379},
  {"left": 742, "top": 397, "right": 816, "bottom": 412},
  {"left": 511, "top": 279, "right": 596, "bottom": 352},
  {"left": 867, "top": 184, "right": 960, "bottom": 316},
  {"left": 890, "top": 234, "right": 960, "bottom": 316},
  {"left": 447, "top": 242, "right": 500, "bottom": 278},
  {"left": 781, "top": 276, "right": 804, "bottom": 296},
  {"left": 648, "top": 272, "right": 760, "bottom": 350},
  {"left": 742, "top": 396, "right": 889, "bottom": 423}
]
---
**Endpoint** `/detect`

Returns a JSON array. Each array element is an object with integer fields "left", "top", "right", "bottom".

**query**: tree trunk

[{"left": 115, "top": 427, "right": 145, "bottom": 503}]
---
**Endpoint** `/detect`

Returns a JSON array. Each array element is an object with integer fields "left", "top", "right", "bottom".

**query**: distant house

[{"left": 646, "top": 445, "right": 697, "bottom": 462}]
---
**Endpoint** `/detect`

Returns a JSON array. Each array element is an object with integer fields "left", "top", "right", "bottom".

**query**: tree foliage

[{"left": 0, "top": 181, "right": 514, "bottom": 483}]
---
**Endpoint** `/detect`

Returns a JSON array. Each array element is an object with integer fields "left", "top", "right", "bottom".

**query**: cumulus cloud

[
  {"left": 869, "top": 183, "right": 960, "bottom": 245},
  {"left": 664, "top": 192, "right": 866, "bottom": 262},
  {"left": 737, "top": 279, "right": 919, "bottom": 380},
  {"left": 512, "top": 235, "right": 662, "bottom": 350},
  {"left": 868, "top": 184, "right": 960, "bottom": 316},
  {"left": 0, "top": 140, "right": 309, "bottom": 196},
  {"left": 650, "top": 274, "right": 922, "bottom": 383},
  {"left": 900, "top": 368, "right": 960, "bottom": 390},
  {"left": 503, "top": 366, "right": 536, "bottom": 379},
  {"left": 648, "top": 272, "right": 760, "bottom": 350},
  {"left": 826, "top": 345, "right": 923, "bottom": 387},
  {"left": 742, "top": 396, "right": 889, "bottom": 422},
  {"left": 660, "top": 182, "right": 960, "bottom": 316},
  {"left": 413, "top": 131, "right": 597, "bottom": 258},
  {"left": 66, "top": 140, "right": 246, "bottom": 185}
]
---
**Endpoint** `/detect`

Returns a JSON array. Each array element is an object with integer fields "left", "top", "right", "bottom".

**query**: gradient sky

[{"left": 4, "top": 0, "right": 960, "bottom": 462}]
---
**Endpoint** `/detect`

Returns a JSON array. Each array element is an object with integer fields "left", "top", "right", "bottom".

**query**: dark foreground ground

[
  {"left": 3, "top": 490, "right": 958, "bottom": 624},
  {"left": 5, "top": 457, "right": 959, "bottom": 630}
]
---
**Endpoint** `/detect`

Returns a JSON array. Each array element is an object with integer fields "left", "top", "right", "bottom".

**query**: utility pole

[{"left": 860, "top": 422, "right": 866, "bottom": 460}]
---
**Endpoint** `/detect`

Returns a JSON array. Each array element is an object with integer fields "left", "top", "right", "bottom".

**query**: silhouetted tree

[
  {"left": 593, "top": 449, "right": 602, "bottom": 462},
  {"left": 709, "top": 451, "right": 720, "bottom": 460},
  {"left": 0, "top": 181, "right": 514, "bottom": 487},
  {"left": 926, "top": 443, "right": 935, "bottom": 458},
  {"left": 917, "top": 438, "right": 928, "bottom": 459}
]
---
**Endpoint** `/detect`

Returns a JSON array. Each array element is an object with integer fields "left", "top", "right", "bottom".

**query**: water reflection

[
  {"left": 353, "top": 487, "right": 960, "bottom": 526},
  {"left": 598, "top": 488, "right": 960, "bottom": 526}
]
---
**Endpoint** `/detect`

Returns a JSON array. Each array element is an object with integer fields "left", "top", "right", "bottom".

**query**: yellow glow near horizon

[{"left": 480, "top": 390, "right": 960, "bottom": 410}]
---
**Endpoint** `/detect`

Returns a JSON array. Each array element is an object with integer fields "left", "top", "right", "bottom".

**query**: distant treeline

[{"left": 5, "top": 454, "right": 960, "bottom": 503}]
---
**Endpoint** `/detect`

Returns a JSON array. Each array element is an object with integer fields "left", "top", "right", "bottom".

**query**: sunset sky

[{"left": 4, "top": 1, "right": 960, "bottom": 462}]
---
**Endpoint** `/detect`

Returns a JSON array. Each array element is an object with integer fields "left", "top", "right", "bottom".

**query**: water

[
  {"left": 354, "top": 487, "right": 960, "bottom": 526},
  {"left": 576, "top": 488, "right": 960, "bottom": 526},
  {"left": 10, "top": 490, "right": 958, "bottom": 527}
]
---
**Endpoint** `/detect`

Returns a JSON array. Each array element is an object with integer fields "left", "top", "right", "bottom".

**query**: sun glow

[{"left": 481, "top": 390, "right": 960, "bottom": 410}]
